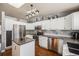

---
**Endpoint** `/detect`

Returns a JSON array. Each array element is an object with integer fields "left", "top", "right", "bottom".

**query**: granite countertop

[
  {"left": 13, "top": 37, "right": 35, "bottom": 45},
  {"left": 41, "top": 33, "right": 71, "bottom": 39},
  {"left": 63, "top": 44, "right": 78, "bottom": 56}
]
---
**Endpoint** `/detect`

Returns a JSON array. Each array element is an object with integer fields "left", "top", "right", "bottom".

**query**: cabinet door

[
  {"left": 50, "top": 19, "right": 58, "bottom": 30},
  {"left": 26, "top": 23, "right": 29, "bottom": 30},
  {"left": 57, "top": 17, "right": 64, "bottom": 30},
  {"left": 34, "top": 21, "right": 42, "bottom": 28},
  {"left": 51, "top": 18, "right": 64, "bottom": 30},
  {"left": 26, "top": 23, "right": 34, "bottom": 30},
  {"left": 5, "top": 18, "right": 13, "bottom": 30},
  {"left": 39, "top": 36, "right": 48, "bottom": 49},
  {"left": 42, "top": 20, "right": 51, "bottom": 30},
  {"left": 64, "top": 14, "right": 72, "bottom": 30},
  {"left": 12, "top": 41, "right": 20, "bottom": 56},
  {"left": 72, "top": 12, "right": 79, "bottom": 30},
  {"left": 58, "top": 39, "right": 63, "bottom": 54},
  {"left": 20, "top": 41, "right": 35, "bottom": 56}
]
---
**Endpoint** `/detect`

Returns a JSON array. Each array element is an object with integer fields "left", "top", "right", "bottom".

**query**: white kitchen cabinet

[
  {"left": 5, "top": 16, "right": 26, "bottom": 30},
  {"left": 39, "top": 36, "right": 48, "bottom": 49},
  {"left": 64, "top": 14, "right": 72, "bottom": 30},
  {"left": 42, "top": 20, "right": 51, "bottom": 30},
  {"left": 50, "top": 18, "right": 58, "bottom": 30},
  {"left": 12, "top": 41, "right": 20, "bottom": 56},
  {"left": 26, "top": 23, "right": 35, "bottom": 30},
  {"left": 58, "top": 39, "right": 63, "bottom": 55},
  {"left": 26, "top": 21, "right": 44, "bottom": 30},
  {"left": 27, "top": 11, "right": 79, "bottom": 30},
  {"left": 50, "top": 17, "right": 64, "bottom": 30},
  {"left": 26, "top": 17, "right": 64, "bottom": 30},
  {"left": 26, "top": 21, "right": 43, "bottom": 30},
  {"left": 57, "top": 17, "right": 64, "bottom": 30},
  {"left": 72, "top": 12, "right": 79, "bottom": 30},
  {"left": 34, "top": 21, "right": 42, "bottom": 29},
  {"left": 64, "top": 12, "right": 79, "bottom": 30},
  {"left": 12, "top": 40, "right": 35, "bottom": 56},
  {"left": 34, "top": 21, "right": 42, "bottom": 26},
  {"left": 26, "top": 20, "right": 51, "bottom": 30},
  {"left": 5, "top": 17, "right": 16, "bottom": 30}
]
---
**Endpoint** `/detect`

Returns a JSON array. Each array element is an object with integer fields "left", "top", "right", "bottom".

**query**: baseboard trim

[
  {"left": 0, "top": 46, "right": 12, "bottom": 53},
  {"left": 5, "top": 46, "right": 12, "bottom": 50},
  {"left": 1, "top": 50, "right": 5, "bottom": 53}
]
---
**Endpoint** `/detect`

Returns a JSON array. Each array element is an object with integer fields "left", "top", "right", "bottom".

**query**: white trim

[
  {"left": 0, "top": 46, "right": 12, "bottom": 53},
  {"left": 1, "top": 50, "right": 5, "bottom": 53},
  {"left": 5, "top": 46, "right": 12, "bottom": 50}
]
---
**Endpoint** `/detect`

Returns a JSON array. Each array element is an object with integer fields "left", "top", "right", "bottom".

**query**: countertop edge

[{"left": 12, "top": 38, "right": 35, "bottom": 45}]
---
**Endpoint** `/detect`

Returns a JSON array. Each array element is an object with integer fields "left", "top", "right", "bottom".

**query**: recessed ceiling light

[{"left": 8, "top": 3, "right": 24, "bottom": 8}]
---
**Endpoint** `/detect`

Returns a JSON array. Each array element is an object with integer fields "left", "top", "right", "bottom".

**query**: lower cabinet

[
  {"left": 39, "top": 36, "right": 63, "bottom": 55},
  {"left": 58, "top": 39, "right": 63, "bottom": 55},
  {"left": 12, "top": 41, "right": 20, "bottom": 56},
  {"left": 39, "top": 36, "right": 48, "bottom": 49},
  {"left": 12, "top": 41, "right": 35, "bottom": 56}
]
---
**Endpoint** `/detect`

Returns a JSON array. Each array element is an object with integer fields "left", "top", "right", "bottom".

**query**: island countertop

[{"left": 13, "top": 37, "right": 35, "bottom": 45}]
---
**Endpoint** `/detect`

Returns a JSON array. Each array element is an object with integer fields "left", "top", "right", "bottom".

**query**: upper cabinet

[
  {"left": 64, "top": 12, "right": 79, "bottom": 30},
  {"left": 64, "top": 14, "right": 72, "bottom": 30},
  {"left": 57, "top": 17, "right": 64, "bottom": 30},
  {"left": 26, "top": 23, "right": 35, "bottom": 30},
  {"left": 5, "top": 16, "right": 17, "bottom": 30},
  {"left": 26, "top": 11, "right": 79, "bottom": 30},
  {"left": 72, "top": 12, "right": 79, "bottom": 30},
  {"left": 50, "top": 18, "right": 58, "bottom": 30},
  {"left": 50, "top": 17, "right": 64, "bottom": 30},
  {"left": 34, "top": 21, "right": 42, "bottom": 27},
  {"left": 41, "top": 20, "right": 51, "bottom": 30},
  {"left": 41, "top": 17, "right": 64, "bottom": 30},
  {"left": 26, "top": 21, "right": 43, "bottom": 30}
]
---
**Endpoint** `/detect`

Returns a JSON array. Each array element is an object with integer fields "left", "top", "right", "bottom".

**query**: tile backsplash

[
  {"left": 26, "top": 30, "right": 79, "bottom": 35},
  {"left": 26, "top": 30, "right": 36, "bottom": 35}
]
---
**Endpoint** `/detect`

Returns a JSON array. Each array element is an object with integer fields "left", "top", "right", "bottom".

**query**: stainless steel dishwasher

[{"left": 48, "top": 37, "right": 63, "bottom": 55}]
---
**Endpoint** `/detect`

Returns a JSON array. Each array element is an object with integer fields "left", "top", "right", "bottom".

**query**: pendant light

[{"left": 25, "top": 4, "right": 39, "bottom": 19}]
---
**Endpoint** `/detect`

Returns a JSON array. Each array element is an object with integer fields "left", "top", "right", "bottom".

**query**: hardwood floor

[
  {"left": 1, "top": 40, "right": 59, "bottom": 56},
  {"left": 35, "top": 40, "right": 59, "bottom": 56},
  {"left": 1, "top": 48, "right": 12, "bottom": 56}
]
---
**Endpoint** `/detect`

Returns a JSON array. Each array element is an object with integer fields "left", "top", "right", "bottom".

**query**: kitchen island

[{"left": 12, "top": 37, "right": 35, "bottom": 56}]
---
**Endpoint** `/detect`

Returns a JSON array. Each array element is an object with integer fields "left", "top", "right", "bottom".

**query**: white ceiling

[
  {"left": 0, "top": 3, "right": 79, "bottom": 19},
  {"left": 8, "top": 3, "right": 25, "bottom": 8}
]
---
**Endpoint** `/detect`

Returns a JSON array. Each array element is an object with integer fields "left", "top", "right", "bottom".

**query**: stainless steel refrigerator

[{"left": 13, "top": 24, "right": 26, "bottom": 41}]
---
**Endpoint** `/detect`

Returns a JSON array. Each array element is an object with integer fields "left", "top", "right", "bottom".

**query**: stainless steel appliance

[
  {"left": 67, "top": 42, "right": 79, "bottom": 55},
  {"left": 48, "top": 37, "right": 58, "bottom": 52},
  {"left": 71, "top": 31, "right": 79, "bottom": 40},
  {"left": 13, "top": 24, "right": 26, "bottom": 41},
  {"left": 67, "top": 31, "right": 79, "bottom": 55},
  {"left": 35, "top": 25, "right": 43, "bottom": 35},
  {"left": 33, "top": 25, "right": 43, "bottom": 40},
  {"left": 6, "top": 31, "right": 12, "bottom": 47}
]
